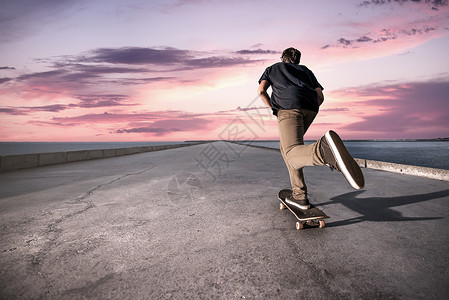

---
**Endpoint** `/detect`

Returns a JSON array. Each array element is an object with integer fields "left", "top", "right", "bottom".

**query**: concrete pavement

[{"left": 0, "top": 141, "right": 448, "bottom": 299}]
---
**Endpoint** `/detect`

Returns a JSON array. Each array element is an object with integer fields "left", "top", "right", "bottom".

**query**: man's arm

[
  {"left": 316, "top": 88, "right": 324, "bottom": 106},
  {"left": 257, "top": 80, "right": 272, "bottom": 108}
]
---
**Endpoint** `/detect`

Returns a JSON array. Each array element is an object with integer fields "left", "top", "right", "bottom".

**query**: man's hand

[{"left": 257, "top": 80, "right": 272, "bottom": 108}]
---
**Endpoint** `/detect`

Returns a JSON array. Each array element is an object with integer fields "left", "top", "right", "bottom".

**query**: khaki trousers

[{"left": 277, "top": 109, "right": 325, "bottom": 200}]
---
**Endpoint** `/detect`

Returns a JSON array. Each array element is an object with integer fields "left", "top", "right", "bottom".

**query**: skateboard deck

[{"left": 278, "top": 189, "right": 329, "bottom": 230}]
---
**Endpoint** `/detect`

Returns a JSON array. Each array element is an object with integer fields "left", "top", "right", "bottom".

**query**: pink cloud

[
  {"left": 18, "top": 104, "right": 277, "bottom": 141},
  {"left": 0, "top": 95, "right": 135, "bottom": 115},
  {"left": 51, "top": 112, "right": 162, "bottom": 124},
  {"left": 0, "top": 45, "right": 266, "bottom": 110},
  {"left": 0, "top": 45, "right": 273, "bottom": 141},
  {"left": 116, "top": 118, "right": 212, "bottom": 136},
  {"left": 330, "top": 79, "right": 449, "bottom": 139},
  {"left": 28, "top": 110, "right": 219, "bottom": 138}
]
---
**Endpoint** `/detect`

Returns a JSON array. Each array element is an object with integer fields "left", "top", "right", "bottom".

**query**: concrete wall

[
  {"left": 354, "top": 158, "right": 449, "bottom": 182},
  {"left": 0, "top": 142, "right": 205, "bottom": 172},
  {"left": 2, "top": 141, "right": 448, "bottom": 182}
]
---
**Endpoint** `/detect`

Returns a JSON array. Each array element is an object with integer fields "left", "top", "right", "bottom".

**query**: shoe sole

[
  {"left": 286, "top": 199, "right": 310, "bottom": 210},
  {"left": 325, "top": 130, "right": 365, "bottom": 189}
]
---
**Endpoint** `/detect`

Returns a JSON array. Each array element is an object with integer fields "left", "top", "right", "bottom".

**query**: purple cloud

[
  {"left": 401, "top": 26, "right": 437, "bottom": 36},
  {"left": 49, "top": 110, "right": 213, "bottom": 125},
  {"left": 116, "top": 127, "right": 183, "bottom": 135},
  {"left": 185, "top": 56, "right": 258, "bottom": 68},
  {"left": 0, "top": 78, "right": 12, "bottom": 84},
  {"left": 74, "top": 94, "right": 134, "bottom": 108},
  {"left": 356, "top": 36, "right": 373, "bottom": 42},
  {"left": 28, "top": 120, "right": 78, "bottom": 127},
  {"left": 235, "top": 49, "right": 279, "bottom": 55},
  {"left": 78, "top": 47, "right": 264, "bottom": 69},
  {"left": 2, "top": 45, "right": 267, "bottom": 126},
  {"left": 0, "top": 108, "right": 26, "bottom": 115},
  {"left": 17, "top": 70, "right": 67, "bottom": 81},
  {"left": 0, "top": 94, "right": 135, "bottom": 115},
  {"left": 116, "top": 118, "right": 212, "bottom": 136},
  {"left": 0, "top": 104, "right": 68, "bottom": 115},
  {"left": 325, "top": 24, "right": 439, "bottom": 49},
  {"left": 358, "top": 0, "right": 448, "bottom": 9},
  {"left": 35, "top": 109, "right": 215, "bottom": 137},
  {"left": 338, "top": 38, "right": 352, "bottom": 46},
  {"left": 10, "top": 46, "right": 263, "bottom": 91},
  {"left": 67, "top": 64, "right": 149, "bottom": 75},
  {"left": 32, "top": 104, "right": 68, "bottom": 112},
  {"left": 86, "top": 47, "right": 193, "bottom": 65}
]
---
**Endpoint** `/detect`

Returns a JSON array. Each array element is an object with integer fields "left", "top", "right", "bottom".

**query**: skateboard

[{"left": 278, "top": 189, "right": 329, "bottom": 230}]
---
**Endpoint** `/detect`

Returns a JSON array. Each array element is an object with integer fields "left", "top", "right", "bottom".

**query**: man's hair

[{"left": 281, "top": 47, "right": 301, "bottom": 64}]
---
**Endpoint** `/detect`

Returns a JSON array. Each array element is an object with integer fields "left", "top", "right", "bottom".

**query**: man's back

[{"left": 259, "top": 62, "right": 323, "bottom": 114}]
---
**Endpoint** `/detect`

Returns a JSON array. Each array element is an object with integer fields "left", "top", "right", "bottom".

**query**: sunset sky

[{"left": 1, "top": 0, "right": 448, "bottom": 142}]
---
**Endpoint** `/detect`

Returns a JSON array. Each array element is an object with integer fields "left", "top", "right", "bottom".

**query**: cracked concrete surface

[{"left": 0, "top": 142, "right": 448, "bottom": 299}]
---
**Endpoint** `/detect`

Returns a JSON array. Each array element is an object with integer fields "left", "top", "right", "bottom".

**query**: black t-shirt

[{"left": 259, "top": 62, "right": 324, "bottom": 115}]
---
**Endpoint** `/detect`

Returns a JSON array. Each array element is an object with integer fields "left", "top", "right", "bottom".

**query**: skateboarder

[{"left": 257, "top": 47, "right": 364, "bottom": 210}]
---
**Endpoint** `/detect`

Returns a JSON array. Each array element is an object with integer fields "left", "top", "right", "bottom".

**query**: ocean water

[
  {"left": 243, "top": 140, "right": 449, "bottom": 170},
  {"left": 0, "top": 141, "right": 186, "bottom": 156}
]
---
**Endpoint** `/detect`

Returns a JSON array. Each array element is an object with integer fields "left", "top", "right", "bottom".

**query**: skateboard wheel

[
  {"left": 319, "top": 220, "right": 326, "bottom": 228},
  {"left": 280, "top": 203, "right": 286, "bottom": 210},
  {"left": 296, "top": 222, "right": 303, "bottom": 230}
]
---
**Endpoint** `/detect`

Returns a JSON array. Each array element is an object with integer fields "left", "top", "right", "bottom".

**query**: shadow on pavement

[{"left": 319, "top": 189, "right": 449, "bottom": 228}]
